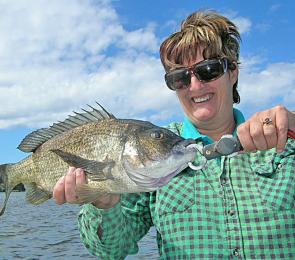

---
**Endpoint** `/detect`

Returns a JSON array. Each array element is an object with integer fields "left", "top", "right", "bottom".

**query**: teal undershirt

[
  {"left": 181, "top": 108, "right": 245, "bottom": 164},
  {"left": 181, "top": 108, "right": 245, "bottom": 145}
]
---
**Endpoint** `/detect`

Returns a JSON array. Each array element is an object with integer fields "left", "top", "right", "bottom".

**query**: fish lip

[
  {"left": 155, "top": 164, "right": 187, "bottom": 188},
  {"left": 122, "top": 144, "right": 196, "bottom": 190},
  {"left": 122, "top": 138, "right": 196, "bottom": 190},
  {"left": 172, "top": 138, "right": 195, "bottom": 150},
  {"left": 125, "top": 146, "right": 195, "bottom": 178},
  {"left": 124, "top": 163, "right": 185, "bottom": 190}
]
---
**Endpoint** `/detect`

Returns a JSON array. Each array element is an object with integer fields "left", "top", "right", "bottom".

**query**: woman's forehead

[{"left": 176, "top": 46, "right": 214, "bottom": 67}]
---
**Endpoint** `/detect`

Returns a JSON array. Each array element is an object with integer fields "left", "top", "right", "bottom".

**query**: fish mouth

[
  {"left": 154, "top": 164, "right": 188, "bottom": 188},
  {"left": 123, "top": 161, "right": 187, "bottom": 190},
  {"left": 123, "top": 138, "right": 196, "bottom": 190}
]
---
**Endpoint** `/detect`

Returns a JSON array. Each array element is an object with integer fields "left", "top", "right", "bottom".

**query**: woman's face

[{"left": 176, "top": 49, "right": 238, "bottom": 127}]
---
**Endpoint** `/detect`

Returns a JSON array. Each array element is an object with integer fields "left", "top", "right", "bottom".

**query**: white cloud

[
  {"left": 231, "top": 17, "right": 252, "bottom": 34},
  {"left": 238, "top": 59, "right": 295, "bottom": 116},
  {"left": 118, "top": 23, "right": 159, "bottom": 52},
  {"left": 222, "top": 10, "right": 252, "bottom": 34},
  {"left": 269, "top": 4, "right": 281, "bottom": 12},
  {"left": 0, "top": 0, "right": 121, "bottom": 66},
  {"left": 0, "top": 0, "right": 173, "bottom": 129},
  {"left": 0, "top": 2, "right": 293, "bottom": 131}
]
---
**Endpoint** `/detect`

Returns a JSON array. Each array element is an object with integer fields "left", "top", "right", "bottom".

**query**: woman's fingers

[
  {"left": 53, "top": 167, "right": 87, "bottom": 204},
  {"left": 261, "top": 116, "right": 277, "bottom": 150},
  {"left": 53, "top": 176, "right": 66, "bottom": 205},
  {"left": 237, "top": 105, "right": 292, "bottom": 152},
  {"left": 237, "top": 121, "right": 256, "bottom": 152},
  {"left": 64, "top": 167, "right": 78, "bottom": 203}
]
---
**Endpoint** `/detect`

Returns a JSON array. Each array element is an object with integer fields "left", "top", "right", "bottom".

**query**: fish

[{"left": 0, "top": 103, "right": 196, "bottom": 215}]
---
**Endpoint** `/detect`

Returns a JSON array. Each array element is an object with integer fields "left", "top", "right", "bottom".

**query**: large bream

[{"left": 0, "top": 103, "right": 196, "bottom": 215}]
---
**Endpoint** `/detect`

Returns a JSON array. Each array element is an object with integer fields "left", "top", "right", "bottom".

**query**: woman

[{"left": 53, "top": 10, "right": 295, "bottom": 259}]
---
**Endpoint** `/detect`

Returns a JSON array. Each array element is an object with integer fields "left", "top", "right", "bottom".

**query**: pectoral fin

[
  {"left": 51, "top": 149, "right": 115, "bottom": 181},
  {"left": 25, "top": 183, "right": 52, "bottom": 205}
]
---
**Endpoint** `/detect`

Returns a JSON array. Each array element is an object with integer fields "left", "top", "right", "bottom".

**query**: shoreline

[{"left": 0, "top": 183, "right": 25, "bottom": 192}]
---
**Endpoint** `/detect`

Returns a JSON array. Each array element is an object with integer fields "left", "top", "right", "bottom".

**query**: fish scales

[
  {"left": 0, "top": 104, "right": 196, "bottom": 215},
  {"left": 17, "top": 121, "right": 129, "bottom": 191}
]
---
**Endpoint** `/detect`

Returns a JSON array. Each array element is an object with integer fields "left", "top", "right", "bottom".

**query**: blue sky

[{"left": 0, "top": 0, "right": 294, "bottom": 164}]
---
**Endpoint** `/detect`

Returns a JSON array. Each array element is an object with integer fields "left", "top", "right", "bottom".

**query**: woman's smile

[{"left": 191, "top": 93, "right": 214, "bottom": 104}]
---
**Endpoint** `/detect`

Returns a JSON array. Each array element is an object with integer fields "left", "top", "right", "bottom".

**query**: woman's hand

[
  {"left": 237, "top": 105, "right": 295, "bottom": 152},
  {"left": 53, "top": 167, "right": 120, "bottom": 208}
]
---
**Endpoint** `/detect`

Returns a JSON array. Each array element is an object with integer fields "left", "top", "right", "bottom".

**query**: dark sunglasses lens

[
  {"left": 165, "top": 69, "right": 190, "bottom": 90},
  {"left": 195, "top": 60, "right": 225, "bottom": 81}
]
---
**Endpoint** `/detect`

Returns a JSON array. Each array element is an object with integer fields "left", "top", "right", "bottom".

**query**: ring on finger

[{"left": 262, "top": 117, "right": 273, "bottom": 126}]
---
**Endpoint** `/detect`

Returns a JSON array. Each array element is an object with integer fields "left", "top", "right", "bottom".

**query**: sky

[{"left": 0, "top": 0, "right": 294, "bottom": 164}]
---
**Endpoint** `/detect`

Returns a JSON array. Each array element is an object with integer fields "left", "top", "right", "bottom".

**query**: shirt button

[
  {"left": 228, "top": 210, "right": 235, "bottom": 216},
  {"left": 233, "top": 248, "right": 240, "bottom": 256}
]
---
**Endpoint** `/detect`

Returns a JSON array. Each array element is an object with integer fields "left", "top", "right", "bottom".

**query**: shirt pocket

[
  {"left": 155, "top": 169, "right": 195, "bottom": 215},
  {"left": 252, "top": 153, "right": 295, "bottom": 211}
]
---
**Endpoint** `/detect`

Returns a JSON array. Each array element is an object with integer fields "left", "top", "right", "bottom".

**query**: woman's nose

[{"left": 189, "top": 74, "right": 203, "bottom": 90}]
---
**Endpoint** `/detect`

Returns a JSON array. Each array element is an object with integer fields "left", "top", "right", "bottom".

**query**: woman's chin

[{"left": 191, "top": 108, "right": 216, "bottom": 122}]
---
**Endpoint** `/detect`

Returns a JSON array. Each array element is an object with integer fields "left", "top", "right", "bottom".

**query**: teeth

[{"left": 193, "top": 94, "right": 210, "bottom": 103}]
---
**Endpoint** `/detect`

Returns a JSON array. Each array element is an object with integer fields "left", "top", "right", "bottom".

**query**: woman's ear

[{"left": 228, "top": 62, "right": 236, "bottom": 70}]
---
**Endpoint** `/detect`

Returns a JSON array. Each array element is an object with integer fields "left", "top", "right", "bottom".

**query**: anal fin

[
  {"left": 25, "top": 183, "right": 52, "bottom": 205},
  {"left": 76, "top": 184, "right": 105, "bottom": 204}
]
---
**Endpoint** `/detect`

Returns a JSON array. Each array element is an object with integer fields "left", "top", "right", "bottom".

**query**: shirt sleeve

[{"left": 77, "top": 192, "right": 153, "bottom": 259}]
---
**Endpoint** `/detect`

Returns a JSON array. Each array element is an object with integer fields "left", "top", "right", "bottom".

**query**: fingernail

[{"left": 59, "top": 176, "right": 65, "bottom": 184}]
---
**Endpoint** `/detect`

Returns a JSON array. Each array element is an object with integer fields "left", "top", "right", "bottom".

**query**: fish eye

[{"left": 151, "top": 131, "right": 164, "bottom": 139}]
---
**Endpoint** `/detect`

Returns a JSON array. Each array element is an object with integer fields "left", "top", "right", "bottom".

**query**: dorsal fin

[{"left": 17, "top": 102, "right": 116, "bottom": 153}]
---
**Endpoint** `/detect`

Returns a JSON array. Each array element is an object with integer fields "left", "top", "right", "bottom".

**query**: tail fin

[{"left": 0, "top": 164, "right": 13, "bottom": 216}]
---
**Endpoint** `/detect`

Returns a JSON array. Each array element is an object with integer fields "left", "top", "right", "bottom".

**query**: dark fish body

[{"left": 0, "top": 104, "right": 195, "bottom": 215}]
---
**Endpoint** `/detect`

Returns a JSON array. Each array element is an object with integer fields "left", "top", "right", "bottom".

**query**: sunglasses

[{"left": 165, "top": 58, "right": 229, "bottom": 91}]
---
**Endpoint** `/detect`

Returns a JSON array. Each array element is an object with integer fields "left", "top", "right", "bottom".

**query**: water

[{"left": 0, "top": 193, "right": 159, "bottom": 259}]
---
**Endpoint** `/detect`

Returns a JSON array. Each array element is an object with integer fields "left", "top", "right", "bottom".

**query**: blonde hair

[{"left": 160, "top": 10, "right": 241, "bottom": 103}]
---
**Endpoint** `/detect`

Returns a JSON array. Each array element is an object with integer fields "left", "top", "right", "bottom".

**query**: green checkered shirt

[{"left": 78, "top": 110, "right": 295, "bottom": 259}]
